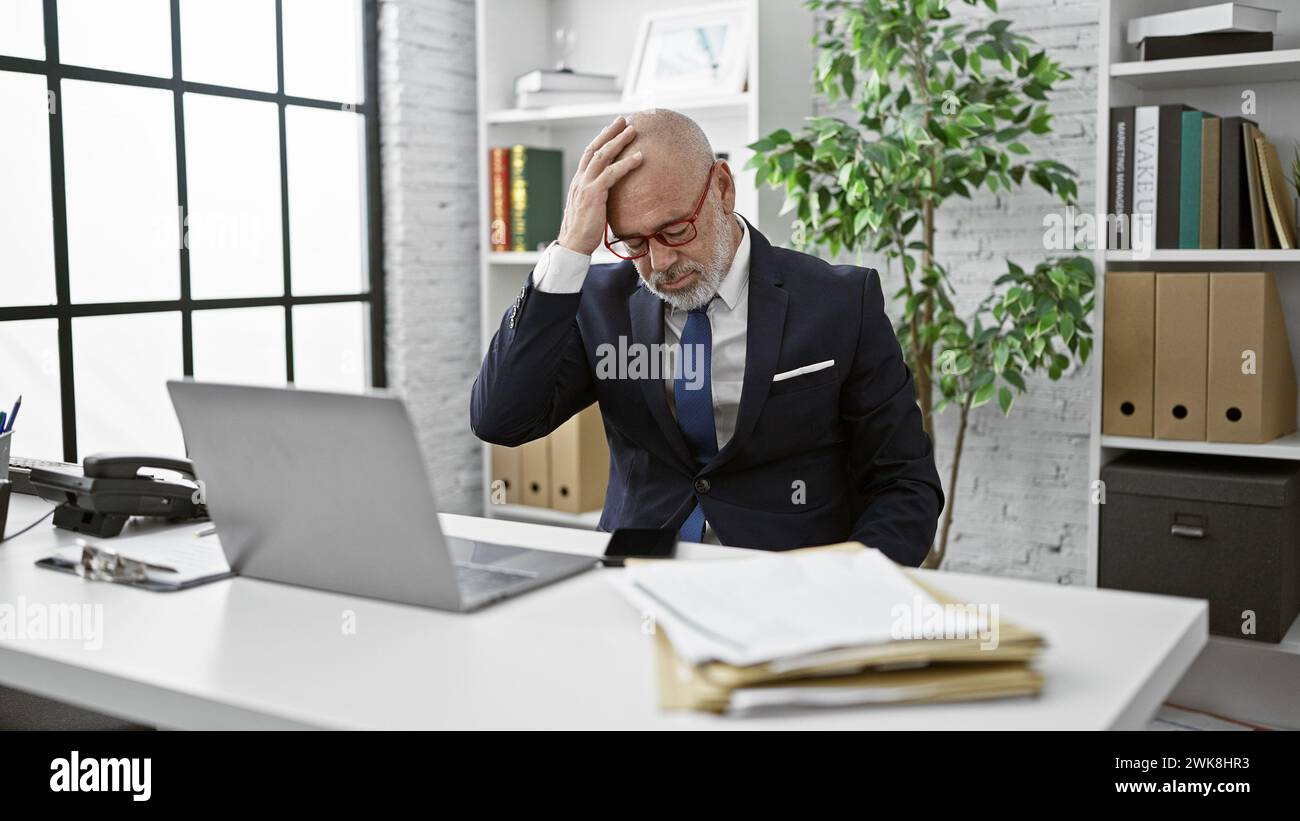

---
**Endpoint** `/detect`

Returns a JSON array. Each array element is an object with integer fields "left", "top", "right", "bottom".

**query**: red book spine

[{"left": 489, "top": 148, "right": 511, "bottom": 251}]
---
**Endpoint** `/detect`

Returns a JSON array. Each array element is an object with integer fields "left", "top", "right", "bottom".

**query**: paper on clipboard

[{"left": 51, "top": 527, "right": 231, "bottom": 586}]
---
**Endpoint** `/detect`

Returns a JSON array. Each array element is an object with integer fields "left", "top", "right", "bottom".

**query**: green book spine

[
  {"left": 520, "top": 148, "right": 564, "bottom": 253},
  {"left": 1179, "top": 110, "right": 1203, "bottom": 249}
]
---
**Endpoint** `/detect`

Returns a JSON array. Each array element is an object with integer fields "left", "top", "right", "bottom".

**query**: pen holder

[
  {"left": 0, "top": 429, "right": 10, "bottom": 483},
  {"left": 0, "top": 431, "right": 11, "bottom": 540},
  {"left": 0, "top": 480, "right": 10, "bottom": 541}
]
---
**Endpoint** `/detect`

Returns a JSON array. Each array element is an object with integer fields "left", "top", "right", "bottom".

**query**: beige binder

[
  {"left": 489, "top": 445, "right": 522, "bottom": 505},
  {"left": 548, "top": 404, "right": 610, "bottom": 514},
  {"left": 1102, "top": 271, "right": 1156, "bottom": 437},
  {"left": 518, "top": 437, "right": 551, "bottom": 507},
  {"left": 1207, "top": 272, "right": 1297, "bottom": 443},
  {"left": 1154, "top": 274, "right": 1208, "bottom": 440}
]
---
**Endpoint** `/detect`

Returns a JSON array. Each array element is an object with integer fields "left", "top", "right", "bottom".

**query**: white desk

[{"left": 0, "top": 494, "right": 1206, "bottom": 730}]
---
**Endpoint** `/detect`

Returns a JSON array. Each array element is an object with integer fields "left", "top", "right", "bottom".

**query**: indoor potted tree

[{"left": 747, "top": 0, "right": 1095, "bottom": 568}]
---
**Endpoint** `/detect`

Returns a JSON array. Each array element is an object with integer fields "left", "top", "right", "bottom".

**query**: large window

[{"left": 0, "top": 0, "right": 385, "bottom": 461}]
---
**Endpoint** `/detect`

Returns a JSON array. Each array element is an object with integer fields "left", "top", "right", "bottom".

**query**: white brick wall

[
  {"left": 814, "top": 0, "right": 1100, "bottom": 583},
  {"left": 378, "top": 0, "right": 1101, "bottom": 573},
  {"left": 379, "top": 0, "right": 483, "bottom": 514}
]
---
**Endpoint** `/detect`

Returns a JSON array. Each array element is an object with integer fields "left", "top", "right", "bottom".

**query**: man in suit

[{"left": 471, "top": 109, "right": 943, "bottom": 566}]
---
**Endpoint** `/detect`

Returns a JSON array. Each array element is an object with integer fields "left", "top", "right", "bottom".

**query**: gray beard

[{"left": 642, "top": 215, "right": 734, "bottom": 312}]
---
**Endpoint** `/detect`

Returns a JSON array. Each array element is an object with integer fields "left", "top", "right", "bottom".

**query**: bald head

[
  {"left": 620, "top": 108, "right": 715, "bottom": 175},
  {"left": 606, "top": 108, "right": 719, "bottom": 238}
]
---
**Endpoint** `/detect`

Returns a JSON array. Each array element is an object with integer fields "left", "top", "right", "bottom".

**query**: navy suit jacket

[{"left": 471, "top": 217, "right": 944, "bottom": 566}]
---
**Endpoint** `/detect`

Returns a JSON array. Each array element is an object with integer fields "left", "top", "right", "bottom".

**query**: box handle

[{"left": 1169, "top": 512, "right": 1206, "bottom": 539}]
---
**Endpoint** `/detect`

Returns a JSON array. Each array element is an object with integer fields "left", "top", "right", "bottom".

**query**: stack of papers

[{"left": 613, "top": 544, "right": 1046, "bottom": 714}]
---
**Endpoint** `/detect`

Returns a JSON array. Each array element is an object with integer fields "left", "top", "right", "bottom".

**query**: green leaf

[
  {"left": 993, "top": 342, "right": 1010, "bottom": 373},
  {"left": 998, "top": 386, "right": 1013, "bottom": 415},
  {"left": 972, "top": 381, "right": 996, "bottom": 408}
]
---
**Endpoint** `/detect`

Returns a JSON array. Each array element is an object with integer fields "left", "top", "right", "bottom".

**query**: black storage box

[{"left": 1100, "top": 452, "right": 1300, "bottom": 643}]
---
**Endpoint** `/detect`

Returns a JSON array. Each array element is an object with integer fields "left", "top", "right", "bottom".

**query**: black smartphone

[{"left": 602, "top": 527, "right": 677, "bottom": 567}]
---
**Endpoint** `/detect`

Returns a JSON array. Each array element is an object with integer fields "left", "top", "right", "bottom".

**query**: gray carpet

[{"left": 0, "top": 685, "right": 152, "bottom": 730}]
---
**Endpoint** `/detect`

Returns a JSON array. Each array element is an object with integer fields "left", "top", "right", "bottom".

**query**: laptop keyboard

[{"left": 454, "top": 561, "right": 538, "bottom": 599}]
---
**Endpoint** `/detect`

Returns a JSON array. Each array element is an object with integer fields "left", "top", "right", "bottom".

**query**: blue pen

[
  {"left": 0, "top": 412, "right": 6, "bottom": 433},
  {"left": 4, "top": 396, "right": 18, "bottom": 432}
]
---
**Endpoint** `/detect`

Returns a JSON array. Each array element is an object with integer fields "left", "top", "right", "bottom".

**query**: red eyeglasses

[{"left": 603, "top": 163, "right": 717, "bottom": 260}]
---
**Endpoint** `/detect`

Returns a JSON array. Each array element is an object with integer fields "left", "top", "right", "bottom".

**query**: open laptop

[{"left": 167, "top": 381, "right": 597, "bottom": 611}]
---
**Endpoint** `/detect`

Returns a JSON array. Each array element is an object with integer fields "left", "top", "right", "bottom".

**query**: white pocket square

[{"left": 772, "top": 359, "right": 835, "bottom": 383}]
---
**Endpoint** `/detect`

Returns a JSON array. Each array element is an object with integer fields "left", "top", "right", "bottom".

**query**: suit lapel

[
  {"left": 628, "top": 284, "right": 695, "bottom": 468},
  {"left": 703, "top": 220, "right": 787, "bottom": 475}
]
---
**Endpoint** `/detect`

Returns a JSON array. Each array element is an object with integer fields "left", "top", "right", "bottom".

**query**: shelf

[
  {"left": 1111, "top": 48, "right": 1300, "bottom": 90},
  {"left": 1209, "top": 612, "right": 1300, "bottom": 656},
  {"left": 1101, "top": 432, "right": 1300, "bottom": 460},
  {"left": 485, "top": 92, "right": 753, "bottom": 127},
  {"left": 489, "top": 250, "right": 622, "bottom": 266},
  {"left": 487, "top": 503, "right": 602, "bottom": 530},
  {"left": 1106, "top": 249, "right": 1300, "bottom": 263}
]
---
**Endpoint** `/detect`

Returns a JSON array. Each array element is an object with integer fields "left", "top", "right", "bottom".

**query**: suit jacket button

[{"left": 694, "top": 478, "right": 710, "bottom": 494}]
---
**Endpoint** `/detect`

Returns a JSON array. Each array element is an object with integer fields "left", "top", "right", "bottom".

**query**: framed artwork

[{"left": 624, "top": 3, "right": 751, "bottom": 100}]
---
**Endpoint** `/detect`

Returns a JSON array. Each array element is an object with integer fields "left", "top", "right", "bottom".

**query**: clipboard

[
  {"left": 35, "top": 534, "right": 235, "bottom": 592},
  {"left": 34, "top": 555, "right": 234, "bottom": 591}
]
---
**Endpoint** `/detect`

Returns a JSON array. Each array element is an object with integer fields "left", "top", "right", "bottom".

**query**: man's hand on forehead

[{"left": 555, "top": 116, "right": 644, "bottom": 256}]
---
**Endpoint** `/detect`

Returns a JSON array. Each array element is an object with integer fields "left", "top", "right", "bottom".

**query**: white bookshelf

[
  {"left": 484, "top": 92, "right": 754, "bottom": 126},
  {"left": 474, "top": 0, "right": 814, "bottom": 529},
  {"left": 1089, "top": 1, "right": 1300, "bottom": 690},
  {"left": 1100, "top": 431, "right": 1300, "bottom": 460},
  {"left": 1110, "top": 45, "right": 1300, "bottom": 88},
  {"left": 1106, "top": 249, "right": 1300, "bottom": 262}
]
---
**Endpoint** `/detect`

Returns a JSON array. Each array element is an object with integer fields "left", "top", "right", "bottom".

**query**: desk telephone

[{"left": 29, "top": 453, "right": 208, "bottom": 538}]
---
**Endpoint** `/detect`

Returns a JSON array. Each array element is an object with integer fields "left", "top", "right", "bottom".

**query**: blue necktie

[{"left": 675, "top": 304, "right": 717, "bottom": 542}]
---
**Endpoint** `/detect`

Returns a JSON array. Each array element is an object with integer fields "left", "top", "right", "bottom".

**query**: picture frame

[{"left": 623, "top": 2, "right": 751, "bottom": 101}]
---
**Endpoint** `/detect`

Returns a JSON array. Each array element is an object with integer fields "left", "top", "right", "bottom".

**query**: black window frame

[{"left": 0, "top": 0, "right": 386, "bottom": 462}]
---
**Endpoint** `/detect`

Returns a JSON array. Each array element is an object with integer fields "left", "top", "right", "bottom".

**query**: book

[
  {"left": 1109, "top": 106, "right": 1135, "bottom": 250},
  {"left": 1136, "top": 104, "right": 1193, "bottom": 249},
  {"left": 1179, "top": 110, "right": 1204, "bottom": 249},
  {"left": 1132, "top": 106, "right": 1160, "bottom": 249},
  {"left": 514, "top": 69, "right": 619, "bottom": 95},
  {"left": 1139, "top": 30, "right": 1273, "bottom": 60},
  {"left": 1200, "top": 116, "right": 1221, "bottom": 249},
  {"left": 488, "top": 147, "right": 511, "bottom": 252},
  {"left": 1243, "top": 122, "right": 1272, "bottom": 248},
  {"left": 1256, "top": 135, "right": 1297, "bottom": 249},
  {"left": 514, "top": 89, "right": 622, "bottom": 109},
  {"left": 1127, "top": 3, "right": 1279, "bottom": 45},
  {"left": 1218, "top": 116, "right": 1256, "bottom": 249},
  {"left": 509, "top": 146, "right": 564, "bottom": 253}
]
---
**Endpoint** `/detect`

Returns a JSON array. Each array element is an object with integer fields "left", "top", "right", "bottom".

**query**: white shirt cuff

[{"left": 532, "top": 241, "right": 591, "bottom": 294}]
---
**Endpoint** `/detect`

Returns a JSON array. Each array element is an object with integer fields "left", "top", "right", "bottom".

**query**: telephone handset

[
  {"left": 29, "top": 452, "right": 207, "bottom": 538},
  {"left": 83, "top": 453, "right": 198, "bottom": 481}
]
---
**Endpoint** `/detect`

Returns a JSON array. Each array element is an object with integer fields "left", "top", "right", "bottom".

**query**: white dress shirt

[{"left": 532, "top": 214, "right": 752, "bottom": 543}]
